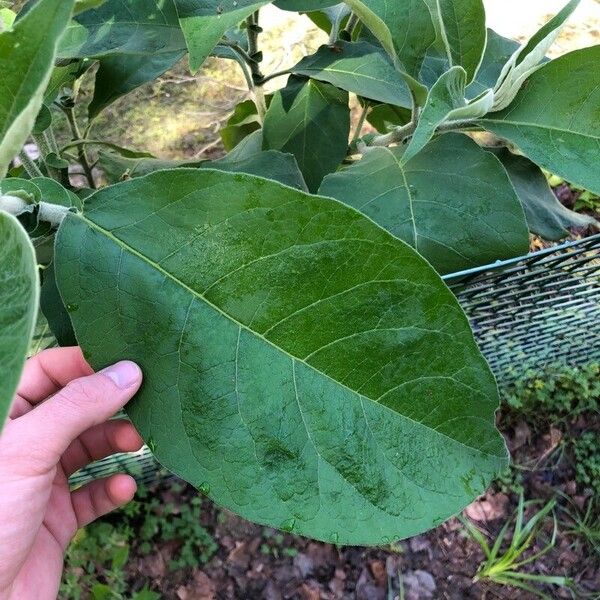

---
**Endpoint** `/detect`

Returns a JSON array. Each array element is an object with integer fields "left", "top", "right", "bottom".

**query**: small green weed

[
  {"left": 460, "top": 495, "right": 572, "bottom": 599},
  {"left": 571, "top": 432, "right": 600, "bottom": 497},
  {"left": 494, "top": 464, "right": 525, "bottom": 496},
  {"left": 61, "top": 483, "right": 217, "bottom": 599},
  {"left": 559, "top": 496, "right": 600, "bottom": 561},
  {"left": 502, "top": 363, "right": 600, "bottom": 426}
]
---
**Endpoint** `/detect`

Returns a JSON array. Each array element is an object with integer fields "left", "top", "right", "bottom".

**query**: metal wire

[{"left": 70, "top": 234, "right": 600, "bottom": 487}]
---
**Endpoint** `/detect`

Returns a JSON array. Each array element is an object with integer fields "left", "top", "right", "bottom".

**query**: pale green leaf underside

[
  {"left": 319, "top": 133, "right": 529, "bottom": 274},
  {"left": 0, "top": 212, "right": 39, "bottom": 429},
  {"left": 482, "top": 45, "right": 600, "bottom": 196},
  {"left": 0, "top": 0, "right": 74, "bottom": 178},
  {"left": 56, "top": 169, "right": 507, "bottom": 545}
]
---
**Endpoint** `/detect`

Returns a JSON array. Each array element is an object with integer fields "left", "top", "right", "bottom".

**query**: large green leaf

[
  {"left": 175, "top": 0, "right": 270, "bottom": 72},
  {"left": 89, "top": 50, "right": 186, "bottom": 118},
  {"left": 0, "top": 0, "right": 75, "bottom": 178},
  {"left": 291, "top": 41, "right": 411, "bottom": 107},
  {"left": 482, "top": 45, "right": 600, "bottom": 196},
  {"left": 344, "top": 0, "right": 435, "bottom": 78},
  {"left": 55, "top": 168, "right": 507, "bottom": 544},
  {"left": 493, "top": 148, "right": 598, "bottom": 241},
  {"left": 58, "top": 0, "right": 185, "bottom": 58},
  {"left": 263, "top": 76, "right": 350, "bottom": 192},
  {"left": 423, "top": 0, "right": 486, "bottom": 83},
  {"left": 319, "top": 133, "right": 529, "bottom": 274},
  {"left": 0, "top": 212, "right": 39, "bottom": 429},
  {"left": 403, "top": 66, "right": 493, "bottom": 162}
]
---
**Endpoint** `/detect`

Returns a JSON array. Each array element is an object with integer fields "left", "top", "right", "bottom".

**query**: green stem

[
  {"left": 62, "top": 106, "right": 96, "bottom": 189},
  {"left": 259, "top": 68, "right": 291, "bottom": 86},
  {"left": 18, "top": 149, "right": 43, "bottom": 178},
  {"left": 369, "top": 119, "right": 478, "bottom": 147},
  {"left": 351, "top": 102, "right": 370, "bottom": 143},
  {"left": 245, "top": 10, "right": 267, "bottom": 122}
]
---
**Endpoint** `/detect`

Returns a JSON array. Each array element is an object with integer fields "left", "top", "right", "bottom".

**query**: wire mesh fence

[{"left": 70, "top": 233, "right": 600, "bottom": 487}]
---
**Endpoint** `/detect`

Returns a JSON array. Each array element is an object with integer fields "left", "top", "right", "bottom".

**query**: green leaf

[
  {"left": 29, "top": 177, "right": 82, "bottom": 209},
  {"left": 201, "top": 141, "right": 308, "bottom": 191},
  {"left": 344, "top": 0, "right": 435, "bottom": 78},
  {"left": 0, "top": 7, "right": 15, "bottom": 30},
  {"left": 220, "top": 100, "right": 262, "bottom": 151},
  {"left": 481, "top": 45, "right": 600, "bottom": 196},
  {"left": 366, "top": 103, "right": 411, "bottom": 133},
  {"left": 403, "top": 66, "right": 493, "bottom": 162},
  {"left": 55, "top": 168, "right": 507, "bottom": 545},
  {"left": 0, "top": 211, "right": 39, "bottom": 429},
  {"left": 0, "top": 0, "right": 75, "bottom": 179},
  {"left": 41, "top": 263, "right": 77, "bottom": 347},
  {"left": 491, "top": 0, "right": 579, "bottom": 111},
  {"left": 58, "top": 0, "right": 185, "bottom": 58},
  {"left": 274, "top": 0, "right": 339, "bottom": 10},
  {"left": 465, "top": 29, "right": 519, "bottom": 99},
  {"left": 89, "top": 50, "right": 186, "bottom": 118},
  {"left": 291, "top": 41, "right": 411, "bottom": 107},
  {"left": 263, "top": 76, "right": 350, "bottom": 192},
  {"left": 45, "top": 59, "right": 92, "bottom": 104},
  {"left": 492, "top": 148, "right": 598, "bottom": 241},
  {"left": 319, "top": 133, "right": 529, "bottom": 274},
  {"left": 74, "top": 0, "right": 106, "bottom": 14},
  {"left": 62, "top": 139, "right": 155, "bottom": 159},
  {"left": 175, "top": 0, "right": 270, "bottom": 73},
  {"left": 98, "top": 131, "right": 308, "bottom": 190},
  {"left": 305, "top": 5, "right": 351, "bottom": 37},
  {"left": 423, "top": 0, "right": 486, "bottom": 83}
]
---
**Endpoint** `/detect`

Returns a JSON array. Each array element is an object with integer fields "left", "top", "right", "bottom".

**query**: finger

[
  {"left": 16, "top": 361, "right": 142, "bottom": 469},
  {"left": 61, "top": 420, "right": 144, "bottom": 477},
  {"left": 71, "top": 474, "right": 137, "bottom": 528},
  {"left": 17, "top": 347, "right": 93, "bottom": 406}
]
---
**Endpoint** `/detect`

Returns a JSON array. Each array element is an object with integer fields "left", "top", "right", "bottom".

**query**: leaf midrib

[{"left": 77, "top": 212, "right": 501, "bottom": 459}]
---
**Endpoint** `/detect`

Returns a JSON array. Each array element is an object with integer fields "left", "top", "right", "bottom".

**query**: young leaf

[
  {"left": 491, "top": 0, "right": 579, "bottom": 111},
  {"left": 319, "top": 133, "right": 529, "bottom": 274},
  {"left": 175, "top": 0, "right": 270, "bottom": 73},
  {"left": 423, "top": 0, "right": 486, "bottom": 83},
  {"left": 263, "top": 76, "right": 350, "bottom": 192},
  {"left": 0, "top": 212, "right": 39, "bottom": 429},
  {"left": 0, "top": 0, "right": 75, "bottom": 178},
  {"left": 89, "top": 51, "right": 186, "bottom": 119},
  {"left": 403, "top": 66, "right": 493, "bottom": 162},
  {"left": 344, "top": 0, "right": 435, "bottom": 78},
  {"left": 58, "top": 0, "right": 185, "bottom": 58},
  {"left": 482, "top": 45, "right": 600, "bottom": 196},
  {"left": 220, "top": 100, "right": 262, "bottom": 151},
  {"left": 305, "top": 4, "right": 351, "bottom": 37},
  {"left": 492, "top": 148, "right": 598, "bottom": 240},
  {"left": 55, "top": 168, "right": 507, "bottom": 545},
  {"left": 291, "top": 41, "right": 411, "bottom": 108}
]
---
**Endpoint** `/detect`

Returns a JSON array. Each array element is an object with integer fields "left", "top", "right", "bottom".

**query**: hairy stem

[
  {"left": 342, "top": 13, "right": 360, "bottom": 39},
  {"left": 62, "top": 106, "right": 96, "bottom": 188},
  {"left": 18, "top": 149, "right": 43, "bottom": 178},
  {"left": 369, "top": 119, "right": 478, "bottom": 147}
]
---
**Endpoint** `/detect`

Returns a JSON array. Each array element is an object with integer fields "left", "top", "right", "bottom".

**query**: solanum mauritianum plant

[{"left": 0, "top": 0, "right": 598, "bottom": 545}]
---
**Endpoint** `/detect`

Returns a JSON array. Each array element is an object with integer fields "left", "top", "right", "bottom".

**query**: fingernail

[{"left": 101, "top": 361, "right": 141, "bottom": 389}]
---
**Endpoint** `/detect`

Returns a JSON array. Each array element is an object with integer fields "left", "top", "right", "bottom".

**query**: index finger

[{"left": 17, "top": 346, "right": 94, "bottom": 405}]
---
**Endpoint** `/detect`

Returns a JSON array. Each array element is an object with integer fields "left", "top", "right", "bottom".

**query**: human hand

[{"left": 0, "top": 347, "right": 143, "bottom": 600}]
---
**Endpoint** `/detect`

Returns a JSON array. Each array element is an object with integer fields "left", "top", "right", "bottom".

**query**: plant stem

[
  {"left": 259, "top": 68, "right": 292, "bottom": 85},
  {"left": 368, "top": 119, "right": 478, "bottom": 147},
  {"left": 18, "top": 149, "right": 43, "bottom": 178},
  {"left": 352, "top": 102, "right": 370, "bottom": 143},
  {"left": 62, "top": 106, "right": 96, "bottom": 188},
  {"left": 245, "top": 10, "right": 267, "bottom": 122}
]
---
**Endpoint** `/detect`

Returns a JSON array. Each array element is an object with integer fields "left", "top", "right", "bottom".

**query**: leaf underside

[
  {"left": 0, "top": 212, "right": 39, "bottom": 429},
  {"left": 56, "top": 169, "right": 507, "bottom": 545}
]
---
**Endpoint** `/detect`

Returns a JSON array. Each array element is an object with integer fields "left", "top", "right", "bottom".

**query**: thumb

[{"left": 17, "top": 361, "right": 142, "bottom": 468}]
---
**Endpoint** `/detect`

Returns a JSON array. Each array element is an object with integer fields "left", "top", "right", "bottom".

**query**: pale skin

[{"left": 0, "top": 347, "right": 144, "bottom": 600}]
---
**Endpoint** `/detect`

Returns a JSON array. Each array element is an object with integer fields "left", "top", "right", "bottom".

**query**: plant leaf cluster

[{"left": 0, "top": 0, "right": 598, "bottom": 545}]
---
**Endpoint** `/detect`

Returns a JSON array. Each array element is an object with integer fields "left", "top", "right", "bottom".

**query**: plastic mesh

[{"left": 70, "top": 234, "right": 600, "bottom": 487}]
